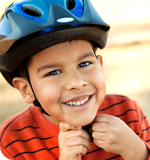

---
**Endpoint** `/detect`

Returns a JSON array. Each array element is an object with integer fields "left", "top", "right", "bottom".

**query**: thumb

[{"left": 59, "top": 122, "right": 81, "bottom": 132}]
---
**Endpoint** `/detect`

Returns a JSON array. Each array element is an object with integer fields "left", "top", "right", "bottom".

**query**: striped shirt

[{"left": 0, "top": 94, "right": 150, "bottom": 160}]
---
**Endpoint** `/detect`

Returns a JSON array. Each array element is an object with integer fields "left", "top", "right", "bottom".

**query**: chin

[{"left": 70, "top": 114, "right": 96, "bottom": 127}]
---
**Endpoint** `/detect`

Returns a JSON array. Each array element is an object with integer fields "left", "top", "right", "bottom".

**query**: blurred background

[{"left": 0, "top": 0, "right": 150, "bottom": 126}]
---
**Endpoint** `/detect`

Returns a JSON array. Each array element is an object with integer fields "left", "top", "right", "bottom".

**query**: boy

[{"left": 0, "top": 0, "right": 150, "bottom": 160}]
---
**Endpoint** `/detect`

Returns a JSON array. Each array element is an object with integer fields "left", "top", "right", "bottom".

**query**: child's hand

[
  {"left": 92, "top": 114, "right": 148, "bottom": 160},
  {"left": 59, "top": 122, "right": 91, "bottom": 160}
]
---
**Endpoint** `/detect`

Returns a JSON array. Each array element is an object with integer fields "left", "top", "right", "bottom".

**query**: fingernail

[{"left": 74, "top": 126, "right": 81, "bottom": 130}]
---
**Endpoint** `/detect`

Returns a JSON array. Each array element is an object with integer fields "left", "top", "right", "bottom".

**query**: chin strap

[{"left": 25, "top": 67, "right": 50, "bottom": 116}]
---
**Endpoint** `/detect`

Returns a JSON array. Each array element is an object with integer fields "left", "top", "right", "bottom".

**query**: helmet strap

[{"left": 24, "top": 67, "right": 50, "bottom": 116}]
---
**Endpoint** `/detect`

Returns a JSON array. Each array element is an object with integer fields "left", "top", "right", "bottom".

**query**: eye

[
  {"left": 46, "top": 70, "right": 61, "bottom": 76},
  {"left": 78, "top": 61, "right": 91, "bottom": 68}
]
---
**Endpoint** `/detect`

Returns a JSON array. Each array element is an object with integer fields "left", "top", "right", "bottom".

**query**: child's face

[{"left": 28, "top": 40, "right": 106, "bottom": 127}]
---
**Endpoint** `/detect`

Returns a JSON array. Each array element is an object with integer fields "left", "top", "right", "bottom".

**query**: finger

[
  {"left": 60, "top": 145, "right": 84, "bottom": 160},
  {"left": 59, "top": 122, "right": 81, "bottom": 132},
  {"left": 69, "top": 145, "right": 88, "bottom": 156},
  {"left": 92, "top": 122, "right": 108, "bottom": 132},
  {"left": 61, "top": 145, "right": 87, "bottom": 159},
  {"left": 92, "top": 131, "right": 106, "bottom": 141},
  {"left": 94, "top": 114, "right": 111, "bottom": 123},
  {"left": 59, "top": 122, "right": 72, "bottom": 132},
  {"left": 93, "top": 139, "right": 105, "bottom": 149},
  {"left": 66, "top": 136, "right": 91, "bottom": 150},
  {"left": 65, "top": 129, "right": 91, "bottom": 141},
  {"left": 71, "top": 154, "right": 82, "bottom": 160}
]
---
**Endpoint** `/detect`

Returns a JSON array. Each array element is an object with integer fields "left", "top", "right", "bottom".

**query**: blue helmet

[{"left": 0, "top": 0, "right": 110, "bottom": 86}]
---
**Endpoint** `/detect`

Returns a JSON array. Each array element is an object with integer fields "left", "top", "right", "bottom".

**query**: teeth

[
  {"left": 81, "top": 100, "right": 84, "bottom": 104},
  {"left": 76, "top": 101, "right": 80, "bottom": 106},
  {"left": 66, "top": 96, "right": 89, "bottom": 106}
]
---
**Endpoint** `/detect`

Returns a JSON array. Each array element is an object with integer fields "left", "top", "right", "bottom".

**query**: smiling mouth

[{"left": 65, "top": 95, "right": 92, "bottom": 106}]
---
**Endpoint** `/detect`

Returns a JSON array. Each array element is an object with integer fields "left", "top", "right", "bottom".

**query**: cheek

[
  {"left": 90, "top": 69, "right": 106, "bottom": 102},
  {"left": 35, "top": 81, "right": 61, "bottom": 107},
  {"left": 89, "top": 69, "right": 106, "bottom": 90}
]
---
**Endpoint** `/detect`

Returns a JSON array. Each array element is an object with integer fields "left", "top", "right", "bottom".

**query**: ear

[
  {"left": 96, "top": 55, "right": 103, "bottom": 66},
  {"left": 12, "top": 77, "right": 35, "bottom": 104},
  {"left": 96, "top": 55, "right": 105, "bottom": 80}
]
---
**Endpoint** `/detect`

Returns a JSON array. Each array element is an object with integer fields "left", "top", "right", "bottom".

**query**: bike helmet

[
  {"left": 0, "top": 0, "right": 110, "bottom": 86},
  {"left": 0, "top": 0, "right": 110, "bottom": 114}
]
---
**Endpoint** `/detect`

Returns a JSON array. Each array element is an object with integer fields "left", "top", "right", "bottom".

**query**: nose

[{"left": 65, "top": 71, "right": 88, "bottom": 90}]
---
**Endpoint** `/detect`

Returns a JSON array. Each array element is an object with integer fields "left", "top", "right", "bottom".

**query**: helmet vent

[
  {"left": 21, "top": 5, "right": 42, "bottom": 17},
  {"left": 66, "top": 0, "right": 76, "bottom": 10}
]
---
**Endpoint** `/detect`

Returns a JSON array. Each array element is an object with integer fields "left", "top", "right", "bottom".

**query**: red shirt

[{"left": 0, "top": 94, "right": 150, "bottom": 160}]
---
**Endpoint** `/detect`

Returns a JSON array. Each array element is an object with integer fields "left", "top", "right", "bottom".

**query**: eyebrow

[
  {"left": 37, "top": 63, "right": 62, "bottom": 73},
  {"left": 37, "top": 52, "right": 95, "bottom": 73},
  {"left": 77, "top": 52, "right": 95, "bottom": 61}
]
